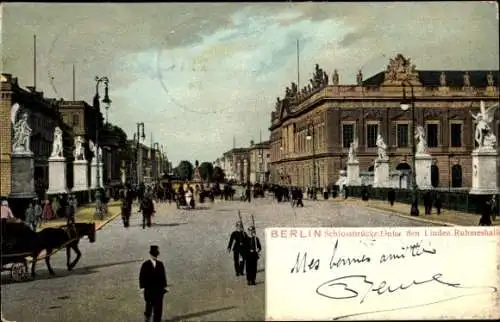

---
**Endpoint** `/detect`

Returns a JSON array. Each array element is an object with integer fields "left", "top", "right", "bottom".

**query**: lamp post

[
  {"left": 279, "top": 138, "right": 284, "bottom": 185},
  {"left": 400, "top": 82, "right": 419, "bottom": 216},
  {"left": 153, "top": 142, "right": 160, "bottom": 183},
  {"left": 136, "top": 122, "right": 146, "bottom": 186},
  {"left": 306, "top": 123, "right": 317, "bottom": 200},
  {"left": 94, "top": 76, "right": 111, "bottom": 205}
]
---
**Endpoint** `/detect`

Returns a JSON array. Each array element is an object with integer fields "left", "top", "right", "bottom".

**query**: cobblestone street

[{"left": 1, "top": 197, "right": 436, "bottom": 322}]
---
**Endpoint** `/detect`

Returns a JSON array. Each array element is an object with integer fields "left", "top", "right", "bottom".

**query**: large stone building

[
  {"left": 248, "top": 140, "right": 270, "bottom": 184},
  {"left": 269, "top": 54, "right": 499, "bottom": 189},
  {"left": 124, "top": 141, "right": 165, "bottom": 185},
  {"left": 1, "top": 73, "right": 73, "bottom": 198},
  {"left": 217, "top": 140, "right": 270, "bottom": 184}
]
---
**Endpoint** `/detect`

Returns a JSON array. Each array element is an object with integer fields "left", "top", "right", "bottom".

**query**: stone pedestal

[
  {"left": 47, "top": 156, "right": 68, "bottom": 194},
  {"left": 91, "top": 161, "right": 103, "bottom": 189},
  {"left": 73, "top": 160, "right": 89, "bottom": 191},
  {"left": 415, "top": 153, "right": 432, "bottom": 189},
  {"left": 469, "top": 149, "right": 498, "bottom": 195},
  {"left": 346, "top": 160, "right": 361, "bottom": 186},
  {"left": 10, "top": 152, "right": 36, "bottom": 199},
  {"left": 373, "top": 159, "right": 390, "bottom": 188}
]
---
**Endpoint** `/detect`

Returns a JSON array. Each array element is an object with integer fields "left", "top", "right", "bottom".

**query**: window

[
  {"left": 342, "top": 123, "right": 354, "bottom": 148},
  {"left": 397, "top": 124, "right": 409, "bottom": 148},
  {"left": 450, "top": 123, "right": 462, "bottom": 147},
  {"left": 366, "top": 124, "right": 379, "bottom": 148},
  {"left": 72, "top": 113, "right": 79, "bottom": 126},
  {"left": 426, "top": 123, "right": 439, "bottom": 148}
]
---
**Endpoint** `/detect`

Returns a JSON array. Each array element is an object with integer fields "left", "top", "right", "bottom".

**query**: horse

[
  {"left": 1, "top": 222, "right": 96, "bottom": 278},
  {"left": 33, "top": 222, "right": 96, "bottom": 276}
]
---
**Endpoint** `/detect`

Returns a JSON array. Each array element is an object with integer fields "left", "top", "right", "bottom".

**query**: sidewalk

[
  {"left": 334, "top": 197, "right": 500, "bottom": 226},
  {"left": 38, "top": 200, "right": 122, "bottom": 232}
]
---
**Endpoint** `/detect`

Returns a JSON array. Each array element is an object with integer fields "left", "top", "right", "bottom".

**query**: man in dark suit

[
  {"left": 227, "top": 221, "right": 248, "bottom": 276},
  {"left": 245, "top": 226, "right": 262, "bottom": 286},
  {"left": 139, "top": 245, "right": 168, "bottom": 322}
]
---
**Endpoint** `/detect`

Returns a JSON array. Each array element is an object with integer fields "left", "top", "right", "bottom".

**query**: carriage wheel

[{"left": 11, "top": 262, "right": 28, "bottom": 282}]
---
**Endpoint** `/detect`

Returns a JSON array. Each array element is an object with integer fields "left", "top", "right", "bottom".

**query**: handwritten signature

[{"left": 315, "top": 273, "right": 497, "bottom": 319}]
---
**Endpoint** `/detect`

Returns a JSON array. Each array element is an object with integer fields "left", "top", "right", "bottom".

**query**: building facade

[
  {"left": 248, "top": 140, "right": 270, "bottom": 184},
  {"left": 269, "top": 54, "right": 499, "bottom": 189},
  {"left": 1, "top": 74, "right": 73, "bottom": 197}
]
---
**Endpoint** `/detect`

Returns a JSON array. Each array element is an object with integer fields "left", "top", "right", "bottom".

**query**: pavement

[
  {"left": 1, "top": 196, "right": 437, "bottom": 322},
  {"left": 332, "top": 196, "right": 500, "bottom": 226}
]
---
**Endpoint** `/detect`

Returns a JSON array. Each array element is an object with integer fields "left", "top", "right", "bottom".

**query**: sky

[{"left": 2, "top": 2, "right": 499, "bottom": 166}]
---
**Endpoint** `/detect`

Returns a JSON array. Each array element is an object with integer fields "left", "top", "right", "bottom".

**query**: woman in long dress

[{"left": 185, "top": 188, "right": 194, "bottom": 209}]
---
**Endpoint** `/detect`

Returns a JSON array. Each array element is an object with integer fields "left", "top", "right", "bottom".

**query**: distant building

[{"left": 248, "top": 140, "right": 270, "bottom": 184}]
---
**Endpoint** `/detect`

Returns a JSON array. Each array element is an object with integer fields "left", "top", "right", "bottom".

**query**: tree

[
  {"left": 174, "top": 160, "right": 194, "bottom": 181},
  {"left": 199, "top": 162, "right": 214, "bottom": 181},
  {"left": 212, "top": 166, "right": 225, "bottom": 183}
]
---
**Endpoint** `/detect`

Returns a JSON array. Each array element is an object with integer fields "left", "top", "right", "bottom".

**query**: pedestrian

[
  {"left": 51, "top": 197, "right": 60, "bottom": 219},
  {"left": 490, "top": 195, "right": 498, "bottom": 221},
  {"left": 388, "top": 188, "right": 395, "bottom": 206},
  {"left": 33, "top": 197, "right": 43, "bottom": 229},
  {"left": 423, "top": 190, "right": 432, "bottom": 215},
  {"left": 479, "top": 195, "right": 492, "bottom": 226},
  {"left": 24, "top": 201, "right": 36, "bottom": 231},
  {"left": 140, "top": 193, "right": 156, "bottom": 229},
  {"left": 120, "top": 185, "right": 132, "bottom": 228},
  {"left": 66, "top": 195, "right": 76, "bottom": 225},
  {"left": 296, "top": 188, "right": 304, "bottom": 207},
  {"left": 1, "top": 200, "right": 17, "bottom": 222},
  {"left": 139, "top": 245, "right": 168, "bottom": 322},
  {"left": 244, "top": 226, "right": 262, "bottom": 286},
  {"left": 323, "top": 186, "right": 328, "bottom": 200},
  {"left": 42, "top": 199, "right": 54, "bottom": 223},
  {"left": 227, "top": 221, "right": 248, "bottom": 276},
  {"left": 434, "top": 192, "right": 442, "bottom": 215}
]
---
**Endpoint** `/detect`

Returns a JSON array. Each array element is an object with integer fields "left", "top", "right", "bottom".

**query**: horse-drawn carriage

[{"left": 1, "top": 220, "right": 96, "bottom": 282}]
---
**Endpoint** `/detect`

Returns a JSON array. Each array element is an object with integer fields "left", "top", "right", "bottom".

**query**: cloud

[{"left": 2, "top": 2, "right": 498, "bottom": 166}]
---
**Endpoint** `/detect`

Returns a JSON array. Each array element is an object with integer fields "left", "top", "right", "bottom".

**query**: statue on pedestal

[
  {"left": 89, "top": 140, "right": 99, "bottom": 162},
  {"left": 12, "top": 111, "right": 32, "bottom": 153},
  {"left": 332, "top": 69, "right": 339, "bottom": 85},
  {"left": 415, "top": 126, "right": 428, "bottom": 154},
  {"left": 376, "top": 134, "right": 388, "bottom": 160},
  {"left": 347, "top": 137, "right": 359, "bottom": 163},
  {"left": 440, "top": 72, "right": 447, "bottom": 86},
  {"left": 73, "top": 136, "right": 86, "bottom": 161},
  {"left": 470, "top": 101, "right": 498, "bottom": 149},
  {"left": 50, "top": 127, "right": 64, "bottom": 158}
]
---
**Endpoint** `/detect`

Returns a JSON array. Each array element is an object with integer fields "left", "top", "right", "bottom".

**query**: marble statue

[
  {"left": 376, "top": 133, "right": 388, "bottom": 160},
  {"left": 414, "top": 126, "right": 428, "bottom": 154},
  {"left": 470, "top": 101, "right": 498, "bottom": 149},
  {"left": 347, "top": 137, "right": 359, "bottom": 163},
  {"left": 50, "top": 127, "right": 64, "bottom": 158},
  {"left": 356, "top": 70, "right": 363, "bottom": 85},
  {"left": 74, "top": 136, "right": 86, "bottom": 161},
  {"left": 89, "top": 140, "right": 99, "bottom": 161},
  {"left": 463, "top": 72, "right": 471, "bottom": 87},
  {"left": 332, "top": 69, "right": 339, "bottom": 85},
  {"left": 487, "top": 72, "right": 494, "bottom": 86},
  {"left": 440, "top": 72, "right": 446, "bottom": 86},
  {"left": 12, "top": 111, "right": 32, "bottom": 153}
]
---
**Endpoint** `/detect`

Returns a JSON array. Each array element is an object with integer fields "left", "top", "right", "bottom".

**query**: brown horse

[{"left": 32, "top": 222, "right": 96, "bottom": 277}]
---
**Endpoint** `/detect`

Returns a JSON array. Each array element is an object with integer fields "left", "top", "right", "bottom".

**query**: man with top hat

[
  {"left": 227, "top": 221, "right": 248, "bottom": 276},
  {"left": 244, "top": 226, "right": 261, "bottom": 285},
  {"left": 139, "top": 245, "right": 168, "bottom": 322}
]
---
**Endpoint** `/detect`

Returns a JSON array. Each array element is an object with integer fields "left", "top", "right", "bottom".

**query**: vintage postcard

[{"left": 0, "top": 2, "right": 499, "bottom": 321}]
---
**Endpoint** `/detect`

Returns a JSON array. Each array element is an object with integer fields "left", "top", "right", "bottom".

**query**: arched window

[
  {"left": 431, "top": 164, "right": 439, "bottom": 188},
  {"left": 451, "top": 164, "right": 462, "bottom": 188}
]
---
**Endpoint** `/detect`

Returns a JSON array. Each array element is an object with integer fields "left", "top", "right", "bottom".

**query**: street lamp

[
  {"left": 94, "top": 76, "right": 111, "bottom": 206},
  {"left": 306, "top": 123, "right": 317, "bottom": 200},
  {"left": 153, "top": 142, "right": 160, "bottom": 183},
  {"left": 400, "top": 81, "right": 419, "bottom": 216},
  {"left": 136, "top": 122, "right": 146, "bottom": 186}
]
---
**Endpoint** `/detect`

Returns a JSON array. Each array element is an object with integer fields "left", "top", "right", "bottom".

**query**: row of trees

[{"left": 172, "top": 160, "right": 225, "bottom": 182}]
